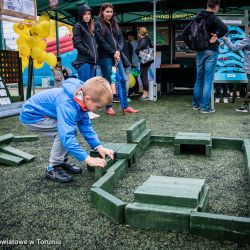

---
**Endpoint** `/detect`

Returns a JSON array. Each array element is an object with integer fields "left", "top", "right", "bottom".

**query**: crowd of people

[{"left": 19, "top": 0, "right": 249, "bottom": 183}]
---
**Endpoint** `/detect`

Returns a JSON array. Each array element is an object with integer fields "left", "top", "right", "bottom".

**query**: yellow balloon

[
  {"left": 45, "top": 53, "right": 57, "bottom": 67},
  {"left": 33, "top": 60, "right": 44, "bottom": 69},
  {"left": 38, "top": 27, "right": 50, "bottom": 38},
  {"left": 19, "top": 44, "right": 31, "bottom": 57},
  {"left": 37, "top": 39, "right": 47, "bottom": 50},
  {"left": 28, "top": 37, "right": 40, "bottom": 49},
  {"left": 13, "top": 23, "right": 30, "bottom": 39},
  {"left": 39, "top": 20, "right": 51, "bottom": 30},
  {"left": 16, "top": 36, "right": 28, "bottom": 47},
  {"left": 31, "top": 47, "right": 43, "bottom": 60},
  {"left": 30, "top": 25, "right": 41, "bottom": 37},
  {"left": 129, "top": 74, "right": 136, "bottom": 88},
  {"left": 38, "top": 13, "right": 50, "bottom": 23}
]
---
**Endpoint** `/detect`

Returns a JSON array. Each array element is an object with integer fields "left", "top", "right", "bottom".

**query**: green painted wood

[
  {"left": 0, "top": 145, "right": 35, "bottom": 162},
  {"left": 243, "top": 140, "right": 250, "bottom": 189},
  {"left": 0, "top": 133, "right": 14, "bottom": 145},
  {"left": 211, "top": 137, "right": 243, "bottom": 150},
  {"left": 12, "top": 135, "right": 38, "bottom": 142},
  {"left": 174, "top": 144, "right": 180, "bottom": 155},
  {"left": 175, "top": 132, "right": 211, "bottom": 145},
  {"left": 125, "top": 202, "right": 192, "bottom": 232},
  {"left": 150, "top": 135, "right": 175, "bottom": 145},
  {"left": 135, "top": 129, "right": 151, "bottom": 158},
  {"left": 91, "top": 187, "right": 126, "bottom": 223},
  {"left": 134, "top": 185, "right": 199, "bottom": 208},
  {"left": 107, "top": 159, "right": 128, "bottom": 184},
  {"left": 198, "top": 185, "right": 209, "bottom": 212},
  {"left": 92, "top": 171, "right": 115, "bottom": 193},
  {"left": 116, "top": 143, "right": 137, "bottom": 159},
  {"left": 90, "top": 143, "right": 125, "bottom": 157},
  {"left": 190, "top": 212, "right": 250, "bottom": 243},
  {"left": 95, "top": 158, "right": 116, "bottom": 180},
  {"left": 0, "top": 152, "right": 23, "bottom": 166},
  {"left": 205, "top": 142, "right": 212, "bottom": 157},
  {"left": 127, "top": 119, "right": 146, "bottom": 142}
]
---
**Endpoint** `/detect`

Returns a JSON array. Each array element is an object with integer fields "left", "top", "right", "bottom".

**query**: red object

[
  {"left": 124, "top": 107, "right": 139, "bottom": 113},
  {"left": 105, "top": 108, "right": 116, "bottom": 115}
]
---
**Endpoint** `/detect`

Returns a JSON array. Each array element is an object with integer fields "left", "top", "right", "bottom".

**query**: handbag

[{"left": 139, "top": 47, "right": 154, "bottom": 64}]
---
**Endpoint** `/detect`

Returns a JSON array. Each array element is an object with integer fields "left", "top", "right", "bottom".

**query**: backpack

[{"left": 189, "top": 17, "right": 210, "bottom": 51}]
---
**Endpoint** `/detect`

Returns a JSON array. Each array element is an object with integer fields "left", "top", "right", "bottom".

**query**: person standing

[
  {"left": 136, "top": 27, "right": 153, "bottom": 100},
  {"left": 94, "top": 2, "right": 138, "bottom": 115},
  {"left": 182, "top": 0, "right": 228, "bottom": 113},
  {"left": 222, "top": 22, "right": 250, "bottom": 112},
  {"left": 52, "top": 57, "right": 64, "bottom": 87},
  {"left": 73, "top": 4, "right": 100, "bottom": 119}
]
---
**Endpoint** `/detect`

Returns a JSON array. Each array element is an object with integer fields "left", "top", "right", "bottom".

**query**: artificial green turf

[{"left": 0, "top": 95, "right": 250, "bottom": 249}]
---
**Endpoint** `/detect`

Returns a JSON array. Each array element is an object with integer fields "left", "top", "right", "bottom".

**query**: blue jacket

[{"left": 19, "top": 78, "right": 101, "bottom": 161}]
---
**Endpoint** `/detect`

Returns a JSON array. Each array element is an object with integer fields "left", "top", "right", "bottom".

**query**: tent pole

[
  {"left": 153, "top": 0, "right": 157, "bottom": 101},
  {"left": 55, "top": 11, "right": 60, "bottom": 57}
]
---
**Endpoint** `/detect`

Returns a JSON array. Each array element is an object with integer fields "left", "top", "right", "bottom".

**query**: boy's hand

[
  {"left": 210, "top": 33, "right": 218, "bottom": 43},
  {"left": 85, "top": 156, "right": 106, "bottom": 168},
  {"left": 97, "top": 146, "right": 114, "bottom": 159}
]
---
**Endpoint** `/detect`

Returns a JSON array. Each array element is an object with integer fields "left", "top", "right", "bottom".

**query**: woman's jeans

[
  {"left": 77, "top": 63, "right": 95, "bottom": 82},
  {"left": 140, "top": 62, "right": 151, "bottom": 92},
  {"left": 99, "top": 57, "right": 128, "bottom": 109},
  {"left": 193, "top": 50, "right": 218, "bottom": 111}
]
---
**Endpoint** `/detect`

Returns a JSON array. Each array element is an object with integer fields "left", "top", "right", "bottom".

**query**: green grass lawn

[{"left": 0, "top": 95, "right": 249, "bottom": 249}]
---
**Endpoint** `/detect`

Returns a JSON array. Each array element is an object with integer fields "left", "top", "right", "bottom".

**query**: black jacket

[
  {"left": 94, "top": 18, "right": 124, "bottom": 59},
  {"left": 135, "top": 36, "right": 153, "bottom": 55},
  {"left": 182, "top": 11, "right": 228, "bottom": 51},
  {"left": 73, "top": 7, "right": 97, "bottom": 66}
]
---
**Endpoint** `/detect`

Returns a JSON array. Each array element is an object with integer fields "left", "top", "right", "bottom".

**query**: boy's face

[{"left": 84, "top": 96, "right": 106, "bottom": 112}]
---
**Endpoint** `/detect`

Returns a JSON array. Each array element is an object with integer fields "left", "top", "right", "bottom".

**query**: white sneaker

[
  {"left": 88, "top": 112, "right": 100, "bottom": 120},
  {"left": 223, "top": 98, "right": 228, "bottom": 104},
  {"left": 215, "top": 98, "right": 220, "bottom": 104}
]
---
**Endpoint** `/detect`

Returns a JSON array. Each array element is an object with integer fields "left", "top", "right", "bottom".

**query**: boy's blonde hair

[{"left": 82, "top": 76, "right": 113, "bottom": 104}]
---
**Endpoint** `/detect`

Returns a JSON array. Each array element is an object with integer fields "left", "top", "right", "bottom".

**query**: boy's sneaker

[
  {"left": 215, "top": 98, "right": 220, "bottom": 104},
  {"left": 235, "top": 104, "right": 248, "bottom": 113},
  {"left": 223, "top": 98, "right": 228, "bottom": 104},
  {"left": 201, "top": 109, "right": 216, "bottom": 114},
  {"left": 45, "top": 166, "right": 73, "bottom": 183},
  {"left": 192, "top": 106, "right": 200, "bottom": 111},
  {"left": 62, "top": 160, "right": 82, "bottom": 174}
]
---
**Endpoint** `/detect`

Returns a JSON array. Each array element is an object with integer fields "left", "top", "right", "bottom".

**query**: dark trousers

[{"left": 140, "top": 62, "right": 151, "bottom": 92}]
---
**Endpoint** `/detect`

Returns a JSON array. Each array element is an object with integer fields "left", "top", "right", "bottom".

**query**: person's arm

[
  {"left": 117, "top": 30, "right": 124, "bottom": 52},
  {"left": 94, "top": 21, "right": 116, "bottom": 56},
  {"left": 223, "top": 36, "right": 249, "bottom": 51},
  {"left": 135, "top": 38, "right": 147, "bottom": 54},
  {"left": 181, "top": 22, "right": 192, "bottom": 49},
  {"left": 73, "top": 23, "right": 90, "bottom": 55},
  {"left": 213, "top": 16, "right": 228, "bottom": 38}
]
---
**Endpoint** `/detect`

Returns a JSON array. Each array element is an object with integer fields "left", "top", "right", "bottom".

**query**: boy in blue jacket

[{"left": 20, "top": 77, "right": 114, "bottom": 183}]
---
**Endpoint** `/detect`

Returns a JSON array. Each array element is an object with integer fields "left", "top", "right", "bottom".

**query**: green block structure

[
  {"left": 0, "top": 133, "right": 14, "bottom": 145},
  {"left": 12, "top": 135, "right": 38, "bottom": 142},
  {"left": 125, "top": 202, "right": 193, "bottom": 232},
  {"left": 174, "top": 132, "right": 212, "bottom": 156},
  {"left": 107, "top": 159, "right": 128, "bottom": 185},
  {"left": 92, "top": 171, "right": 115, "bottom": 193},
  {"left": 150, "top": 135, "right": 175, "bottom": 145},
  {"left": 212, "top": 137, "right": 243, "bottom": 150},
  {"left": 127, "top": 119, "right": 146, "bottom": 143},
  {"left": 0, "top": 152, "right": 23, "bottom": 166},
  {"left": 0, "top": 145, "right": 35, "bottom": 162},
  {"left": 190, "top": 212, "right": 250, "bottom": 243},
  {"left": 243, "top": 139, "right": 250, "bottom": 189},
  {"left": 91, "top": 187, "right": 126, "bottom": 223},
  {"left": 198, "top": 185, "right": 209, "bottom": 212},
  {"left": 94, "top": 158, "right": 116, "bottom": 180}
]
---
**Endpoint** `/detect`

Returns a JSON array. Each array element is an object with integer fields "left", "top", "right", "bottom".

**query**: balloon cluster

[{"left": 13, "top": 13, "right": 57, "bottom": 71}]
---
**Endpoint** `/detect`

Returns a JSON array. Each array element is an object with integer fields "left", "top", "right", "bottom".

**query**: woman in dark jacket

[
  {"left": 136, "top": 27, "right": 153, "bottom": 100},
  {"left": 94, "top": 2, "right": 138, "bottom": 115},
  {"left": 73, "top": 5, "right": 97, "bottom": 82}
]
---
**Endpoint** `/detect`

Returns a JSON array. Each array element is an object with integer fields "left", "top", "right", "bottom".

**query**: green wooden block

[
  {"left": 0, "top": 145, "right": 35, "bottom": 162},
  {"left": 91, "top": 187, "right": 126, "bottom": 223},
  {"left": 125, "top": 202, "right": 192, "bottom": 232},
  {"left": 175, "top": 132, "right": 211, "bottom": 145},
  {"left": 0, "top": 152, "right": 23, "bottom": 166},
  {"left": 12, "top": 135, "right": 38, "bottom": 142},
  {"left": 174, "top": 144, "right": 180, "bottom": 155},
  {"left": 133, "top": 129, "right": 151, "bottom": 144},
  {"left": 150, "top": 135, "right": 175, "bottom": 146},
  {"left": 205, "top": 142, "right": 212, "bottom": 157},
  {"left": 92, "top": 171, "right": 115, "bottom": 193},
  {"left": 107, "top": 159, "right": 128, "bottom": 184},
  {"left": 0, "top": 133, "right": 14, "bottom": 145},
  {"left": 127, "top": 119, "right": 146, "bottom": 142},
  {"left": 90, "top": 143, "right": 124, "bottom": 157},
  {"left": 211, "top": 137, "right": 243, "bottom": 150},
  {"left": 116, "top": 143, "right": 137, "bottom": 159},
  {"left": 190, "top": 212, "right": 250, "bottom": 243},
  {"left": 198, "top": 185, "right": 209, "bottom": 212},
  {"left": 134, "top": 185, "right": 199, "bottom": 208},
  {"left": 94, "top": 158, "right": 116, "bottom": 180}
]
